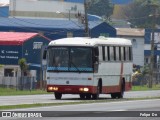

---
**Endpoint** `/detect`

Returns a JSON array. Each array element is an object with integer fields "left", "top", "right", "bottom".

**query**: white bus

[{"left": 45, "top": 37, "right": 133, "bottom": 99}]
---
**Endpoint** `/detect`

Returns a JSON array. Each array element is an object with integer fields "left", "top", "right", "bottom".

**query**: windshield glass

[{"left": 47, "top": 47, "right": 93, "bottom": 72}]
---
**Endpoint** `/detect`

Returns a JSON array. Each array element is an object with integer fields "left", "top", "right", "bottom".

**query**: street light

[{"left": 56, "top": 11, "right": 84, "bottom": 30}]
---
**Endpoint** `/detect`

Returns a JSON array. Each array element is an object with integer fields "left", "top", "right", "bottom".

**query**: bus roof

[{"left": 49, "top": 37, "right": 132, "bottom": 47}]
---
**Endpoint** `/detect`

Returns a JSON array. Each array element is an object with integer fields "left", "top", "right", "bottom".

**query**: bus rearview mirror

[
  {"left": 43, "top": 49, "right": 47, "bottom": 60},
  {"left": 94, "top": 47, "right": 99, "bottom": 56}
]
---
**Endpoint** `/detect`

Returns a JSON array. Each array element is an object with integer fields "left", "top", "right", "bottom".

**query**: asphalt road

[
  {"left": 0, "top": 90, "right": 160, "bottom": 106},
  {"left": 1, "top": 99, "right": 160, "bottom": 120}
]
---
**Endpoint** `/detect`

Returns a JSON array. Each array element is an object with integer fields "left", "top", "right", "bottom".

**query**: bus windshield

[{"left": 47, "top": 47, "right": 93, "bottom": 72}]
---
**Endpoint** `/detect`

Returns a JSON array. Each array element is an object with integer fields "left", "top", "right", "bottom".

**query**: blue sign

[{"left": 0, "top": 45, "right": 22, "bottom": 65}]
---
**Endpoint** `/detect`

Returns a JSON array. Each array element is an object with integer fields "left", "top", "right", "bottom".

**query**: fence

[
  {"left": 132, "top": 73, "right": 160, "bottom": 86},
  {"left": 0, "top": 76, "right": 37, "bottom": 90}
]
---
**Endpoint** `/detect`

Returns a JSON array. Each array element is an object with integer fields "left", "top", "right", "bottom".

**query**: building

[
  {"left": 0, "top": 18, "right": 116, "bottom": 39},
  {"left": 10, "top": 0, "right": 84, "bottom": 19},
  {"left": 0, "top": 0, "right": 102, "bottom": 21},
  {"left": 145, "top": 29, "right": 160, "bottom": 65},
  {"left": 0, "top": 32, "right": 50, "bottom": 79},
  {"left": 0, "top": 3, "right": 9, "bottom": 17},
  {"left": 0, "top": 0, "right": 112, "bottom": 39},
  {"left": 117, "top": 28, "right": 145, "bottom": 66}
]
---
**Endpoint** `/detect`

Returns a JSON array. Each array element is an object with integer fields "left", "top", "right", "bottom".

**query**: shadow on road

[{"left": 49, "top": 97, "right": 121, "bottom": 101}]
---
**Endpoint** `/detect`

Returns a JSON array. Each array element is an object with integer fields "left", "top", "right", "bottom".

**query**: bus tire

[
  {"left": 92, "top": 83, "right": 100, "bottom": 99},
  {"left": 111, "top": 93, "right": 117, "bottom": 99},
  {"left": 86, "top": 94, "right": 91, "bottom": 100},
  {"left": 54, "top": 92, "right": 62, "bottom": 100},
  {"left": 117, "top": 82, "right": 125, "bottom": 99},
  {"left": 79, "top": 94, "right": 85, "bottom": 99}
]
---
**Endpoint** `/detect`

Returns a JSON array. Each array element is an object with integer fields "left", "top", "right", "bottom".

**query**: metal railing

[{"left": 0, "top": 76, "right": 37, "bottom": 90}]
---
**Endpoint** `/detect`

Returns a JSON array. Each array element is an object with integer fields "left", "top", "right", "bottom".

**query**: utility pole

[
  {"left": 84, "top": 0, "right": 89, "bottom": 37},
  {"left": 149, "top": 3, "right": 158, "bottom": 88}
]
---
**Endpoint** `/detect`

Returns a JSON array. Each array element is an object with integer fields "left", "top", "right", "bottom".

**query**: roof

[
  {"left": 0, "top": 3, "right": 9, "bottom": 7},
  {"left": 0, "top": 32, "right": 38, "bottom": 45},
  {"left": 0, "top": 18, "right": 102, "bottom": 30},
  {"left": 0, "top": 5, "right": 9, "bottom": 17},
  {"left": 49, "top": 37, "right": 132, "bottom": 47},
  {"left": 116, "top": 28, "right": 144, "bottom": 37}
]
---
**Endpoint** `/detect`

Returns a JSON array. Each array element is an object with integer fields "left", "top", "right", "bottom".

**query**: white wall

[
  {"left": 119, "top": 36, "right": 144, "bottom": 66},
  {"left": 9, "top": 0, "right": 84, "bottom": 19}
]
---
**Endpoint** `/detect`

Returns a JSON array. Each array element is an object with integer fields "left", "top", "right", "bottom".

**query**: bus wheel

[
  {"left": 117, "top": 90, "right": 124, "bottom": 99},
  {"left": 79, "top": 94, "right": 85, "bottom": 99},
  {"left": 111, "top": 93, "right": 117, "bottom": 99},
  {"left": 54, "top": 92, "right": 62, "bottom": 100},
  {"left": 92, "top": 84, "right": 100, "bottom": 99},
  {"left": 86, "top": 94, "right": 91, "bottom": 100},
  {"left": 117, "top": 82, "right": 125, "bottom": 99}
]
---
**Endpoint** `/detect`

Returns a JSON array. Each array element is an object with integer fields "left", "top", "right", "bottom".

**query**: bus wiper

[{"left": 70, "top": 60, "right": 81, "bottom": 73}]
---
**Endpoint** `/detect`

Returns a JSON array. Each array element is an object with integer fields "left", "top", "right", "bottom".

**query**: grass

[
  {"left": 0, "top": 97, "right": 160, "bottom": 110},
  {"left": 0, "top": 87, "right": 48, "bottom": 96},
  {"left": 132, "top": 84, "right": 160, "bottom": 91}
]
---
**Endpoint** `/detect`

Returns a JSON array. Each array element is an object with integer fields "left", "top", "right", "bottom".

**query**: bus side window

[
  {"left": 98, "top": 46, "right": 103, "bottom": 61},
  {"left": 102, "top": 46, "right": 105, "bottom": 61},
  {"left": 105, "top": 46, "right": 108, "bottom": 61},
  {"left": 116, "top": 46, "right": 119, "bottom": 61},
  {"left": 94, "top": 47, "right": 99, "bottom": 63},
  {"left": 109, "top": 46, "right": 114, "bottom": 61},
  {"left": 129, "top": 47, "right": 132, "bottom": 61},
  {"left": 123, "top": 47, "right": 126, "bottom": 61},
  {"left": 94, "top": 47, "right": 99, "bottom": 56},
  {"left": 121, "top": 47, "right": 124, "bottom": 61},
  {"left": 119, "top": 47, "right": 121, "bottom": 61},
  {"left": 107, "top": 46, "right": 110, "bottom": 61},
  {"left": 113, "top": 46, "right": 116, "bottom": 61},
  {"left": 126, "top": 47, "right": 130, "bottom": 61}
]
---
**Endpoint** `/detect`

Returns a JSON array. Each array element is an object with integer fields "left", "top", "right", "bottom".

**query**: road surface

[
  {"left": 0, "top": 90, "right": 160, "bottom": 106},
  {"left": 1, "top": 99, "right": 160, "bottom": 120}
]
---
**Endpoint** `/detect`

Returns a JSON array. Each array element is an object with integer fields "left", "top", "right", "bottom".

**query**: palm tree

[{"left": 18, "top": 58, "right": 28, "bottom": 90}]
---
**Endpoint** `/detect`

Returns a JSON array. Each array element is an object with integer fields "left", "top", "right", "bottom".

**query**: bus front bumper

[{"left": 47, "top": 85, "right": 96, "bottom": 94}]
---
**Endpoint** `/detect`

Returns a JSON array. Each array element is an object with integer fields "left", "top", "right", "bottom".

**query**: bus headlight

[
  {"left": 48, "top": 87, "right": 58, "bottom": 91},
  {"left": 84, "top": 88, "right": 89, "bottom": 92},
  {"left": 79, "top": 88, "right": 84, "bottom": 91},
  {"left": 79, "top": 87, "right": 89, "bottom": 92},
  {"left": 48, "top": 87, "right": 53, "bottom": 91},
  {"left": 53, "top": 87, "right": 58, "bottom": 91}
]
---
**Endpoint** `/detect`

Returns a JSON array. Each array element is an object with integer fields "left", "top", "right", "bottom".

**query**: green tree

[
  {"left": 18, "top": 58, "right": 28, "bottom": 76},
  {"left": 122, "top": 0, "right": 160, "bottom": 28},
  {"left": 87, "top": 0, "right": 114, "bottom": 20},
  {"left": 18, "top": 58, "right": 28, "bottom": 90},
  {"left": 0, "top": 64, "right": 3, "bottom": 68}
]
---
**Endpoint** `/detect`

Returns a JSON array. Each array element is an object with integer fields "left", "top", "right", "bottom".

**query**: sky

[{"left": 0, "top": 0, "right": 9, "bottom": 4}]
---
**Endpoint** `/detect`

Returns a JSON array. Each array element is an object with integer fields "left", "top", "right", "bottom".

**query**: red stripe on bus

[{"left": 47, "top": 82, "right": 132, "bottom": 94}]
